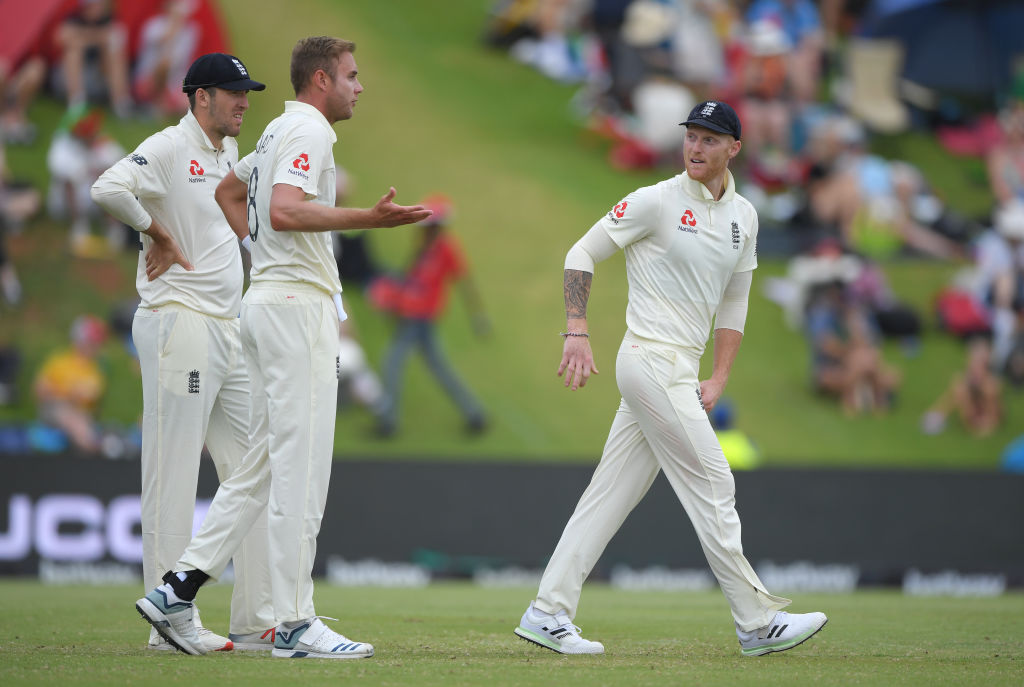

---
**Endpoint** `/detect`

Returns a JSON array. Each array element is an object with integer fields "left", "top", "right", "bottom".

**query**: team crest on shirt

[
  {"left": 607, "top": 200, "right": 628, "bottom": 224},
  {"left": 731, "top": 221, "right": 741, "bottom": 249},
  {"left": 130, "top": 153, "right": 148, "bottom": 165},
  {"left": 288, "top": 152, "right": 311, "bottom": 180},
  {"left": 677, "top": 208, "right": 698, "bottom": 234}
]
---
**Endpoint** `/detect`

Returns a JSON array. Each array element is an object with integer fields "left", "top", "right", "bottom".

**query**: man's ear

[{"left": 729, "top": 138, "right": 743, "bottom": 160}]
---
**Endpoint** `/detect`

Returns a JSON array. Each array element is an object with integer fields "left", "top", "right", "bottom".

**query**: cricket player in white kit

[
  {"left": 91, "top": 53, "right": 273, "bottom": 652},
  {"left": 135, "top": 36, "right": 431, "bottom": 659},
  {"left": 514, "top": 101, "right": 828, "bottom": 657}
]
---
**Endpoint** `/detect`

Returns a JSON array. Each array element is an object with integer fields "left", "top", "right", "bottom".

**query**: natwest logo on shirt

[
  {"left": 188, "top": 160, "right": 206, "bottom": 183},
  {"left": 677, "top": 208, "right": 698, "bottom": 234},
  {"left": 607, "top": 200, "right": 628, "bottom": 224},
  {"left": 288, "top": 152, "right": 311, "bottom": 180}
]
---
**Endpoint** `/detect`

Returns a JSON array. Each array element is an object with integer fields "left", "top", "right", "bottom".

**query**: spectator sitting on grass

[
  {"left": 33, "top": 314, "right": 108, "bottom": 454},
  {"left": 132, "top": 0, "right": 201, "bottom": 117},
  {"left": 986, "top": 79, "right": 1024, "bottom": 206},
  {"left": 977, "top": 200, "right": 1024, "bottom": 378},
  {"left": 0, "top": 54, "right": 47, "bottom": 144},
  {"left": 45, "top": 107, "right": 125, "bottom": 257},
  {"left": 921, "top": 335, "right": 1003, "bottom": 437},
  {"left": 53, "top": 0, "right": 133, "bottom": 117},
  {"left": 1, "top": 138, "right": 43, "bottom": 305},
  {"left": 804, "top": 279, "right": 901, "bottom": 415}
]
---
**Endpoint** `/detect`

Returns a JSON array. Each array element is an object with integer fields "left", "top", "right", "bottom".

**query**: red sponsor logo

[
  {"left": 189, "top": 160, "right": 204, "bottom": 175},
  {"left": 613, "top": 201, "right": 627, "bottom": 218},
  {"left": 681, "top": 209, "right": 697, "bottom": 227},
  {"left": 292, "top": 153, "right": 310, "bottom": 171}
]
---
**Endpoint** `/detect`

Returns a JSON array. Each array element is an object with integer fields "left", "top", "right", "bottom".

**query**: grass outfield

[{"left": 1, "top": 581, "right": 1021, "bottom": 686}]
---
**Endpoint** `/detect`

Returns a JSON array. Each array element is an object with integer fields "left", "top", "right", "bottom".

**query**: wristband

[{"left": 560, "top": 331, "right": 589, "bottom": 338}]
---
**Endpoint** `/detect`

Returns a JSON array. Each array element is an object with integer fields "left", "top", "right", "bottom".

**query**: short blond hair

[{"left": 290, "top": 36, "right": 356, "bottom": 96}]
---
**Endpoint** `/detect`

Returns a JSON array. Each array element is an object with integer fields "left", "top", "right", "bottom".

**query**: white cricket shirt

[
  {"left": 595, "top": 170, "right": 758, "bottom": 354},
  {"left": 91, "top": 110, "right": 243, "bottom": 318},
  {"left": 233, "top": 100, "right": 342, "bottom": 295}
]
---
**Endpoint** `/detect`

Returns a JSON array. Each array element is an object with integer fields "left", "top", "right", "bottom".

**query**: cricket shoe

[
  {"left": 271, "top": 617, "right": 374, "bottom": 659},
  {"left": 737, "top": 610, "right": 828, "bottom": 657},
  {"left": 228, "top": 627, "right": 276, "bottom": 651},
  {"left": 514, "top": 602, "right": 604, "bottom": 654},
  {"left": 135, "top": 588, "right": 207, "bottom": 655},
  {"left": 148, "top": 623, "right": 233, "bottom": 652}
]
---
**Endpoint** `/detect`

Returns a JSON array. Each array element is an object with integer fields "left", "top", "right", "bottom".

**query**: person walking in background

[
  {"left": 368, "top": 194, "right": 490, "bottom": 437},
  {"left": 91, "top": 52, "right": 273, "bottom": 653},
  {"left": 514, "top": 101, "right": 827, "bottom": 656},
  {"left": 135, "top": 36, "right": 430, "bottom": 659}
]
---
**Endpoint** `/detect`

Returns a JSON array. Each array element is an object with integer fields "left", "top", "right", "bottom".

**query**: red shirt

[{"left": 397, "top": 234, "right": 465, "bottom": 319}]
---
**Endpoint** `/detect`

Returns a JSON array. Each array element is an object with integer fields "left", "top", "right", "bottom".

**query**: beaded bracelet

[{"left": 560, "top": 332, "right": 590, "bottom": 338}]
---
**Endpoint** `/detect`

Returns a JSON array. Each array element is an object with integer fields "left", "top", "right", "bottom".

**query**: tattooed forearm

[{"left": 564, "top": 269, "right": 593, "bottom": 320}]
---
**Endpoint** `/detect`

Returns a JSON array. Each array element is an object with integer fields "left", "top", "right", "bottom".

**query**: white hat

[
  {"left": 747, "top": 20, "right": 791, "bottom": 57},
  {"left": 622, "top": 1, "right": 676, "bottom": 47},
  {"left": 995, "top": 200, "right": 1024, "bottom": 240}
]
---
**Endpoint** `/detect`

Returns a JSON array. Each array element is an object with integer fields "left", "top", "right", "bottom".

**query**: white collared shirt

[
  {"left": 595, "top": 170, "right": 758, "bottom": 353},
  {"left": 233, "top": 100, "right": 342, "bottom": 295},
  {"left": 91, "top": 110, "right": 243, "bottom": 318}
]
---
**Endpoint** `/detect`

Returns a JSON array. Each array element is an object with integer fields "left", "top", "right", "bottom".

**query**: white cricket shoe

[
  {"left": 136, "top": 589, "right": 207, "bottom": 655},
  {"left": 271, "top": 617, "right": 374, "bottom": 659},
  {"left": 148, "top": 628, "right": 233, "bottom": 652},
  {"left": 737, "top": 610, "right": 828, "bottom": 657},
  {"left": 146, "top": 605, "right": 233, "bottom": 652},
  {"left": 228, "top": 627, "right": 276, "bottom": 651},
  {"left": 514, "top": 602, "right": 604, "bottom": 655}
]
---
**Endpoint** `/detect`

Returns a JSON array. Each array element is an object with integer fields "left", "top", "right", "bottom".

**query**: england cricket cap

[
  {"left": 681, "top": 100, "right": 741, "bottom": 139},
  {"left": 182, "top": 53, "right": 265, "bottom": 93}
]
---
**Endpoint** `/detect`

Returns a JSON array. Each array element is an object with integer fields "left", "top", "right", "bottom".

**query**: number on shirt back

[{"left": 247, "top": 166, "right": 259, "bottom": 241}]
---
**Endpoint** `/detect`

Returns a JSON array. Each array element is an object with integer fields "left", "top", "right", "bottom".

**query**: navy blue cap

[
  {"left": 681, "top": 100, "right": 741, "bottom": 139},
  {"left": 183, "top": 53, "right": 265, "bottom": 93}
]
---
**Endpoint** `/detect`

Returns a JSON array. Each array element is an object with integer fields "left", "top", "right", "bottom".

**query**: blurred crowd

[
  {"left": 0, "top": 1, "right": 211, "bottom": 455},
  {"left": 486, "top": 0, "right": 1024, "bottom": 461},
  {"left": 2, "top": 2, "right": 492, "bottom": 457},
  {"left": 1, "top": 0, "right": 1022, "bottom": 463}
]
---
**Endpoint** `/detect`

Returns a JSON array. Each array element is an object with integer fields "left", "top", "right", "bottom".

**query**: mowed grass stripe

[{"left": 0, "top": 581, "right": 1021, "bottom": 686}]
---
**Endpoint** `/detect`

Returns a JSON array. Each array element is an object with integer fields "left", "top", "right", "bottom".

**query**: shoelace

[
  {"left": 552, "top": 612, "right": 583, "bottom": 637},
  {"left": 314, "top": 615, "right": 340, "bottom": 623}
]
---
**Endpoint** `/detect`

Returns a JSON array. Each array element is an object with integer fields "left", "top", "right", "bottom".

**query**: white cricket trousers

[
  {"left": 535, "top": 332, "right": 791, "bottom": 632},
  {"left": 133, "top": 304, "right": 273, "bottom": 635},
  {"left": 178, "top": 283, "right": 340, "bottom": 624}
]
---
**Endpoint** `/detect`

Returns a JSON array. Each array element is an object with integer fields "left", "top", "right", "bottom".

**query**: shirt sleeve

[
  {"left": 272, "top": 126, "right": 329, "bottom": 197},
  {"left": 89, "top": 131, "right": 175, "bottom": 231},
  {"left": 714, "top": 269, "right": 752, "bottom": 333},
  {"left": 735, "top": 202, "right": 759, "bottom": 273},
  {"left": 596, "top": 184, "right": 659, "bottom": 249},
  {"left": 565, "top": 220, "right": 620, "bottom": 272},
  {"left": 233, "top": 150, "right": 256, "bottom": 184}
]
